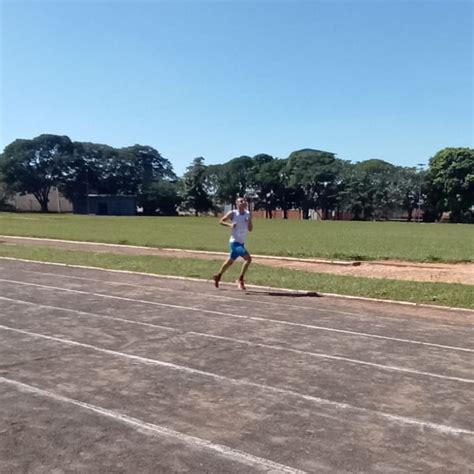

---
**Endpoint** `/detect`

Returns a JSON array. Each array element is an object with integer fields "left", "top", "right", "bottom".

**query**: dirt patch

[
  {"left": 1, "top": 236, "right": 472, "bottom": 285},
  {"left": 254, "top": 257, "right": 474, "bottom": 285}
]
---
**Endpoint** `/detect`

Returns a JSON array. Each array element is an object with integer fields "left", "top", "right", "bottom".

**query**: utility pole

[
  {"left": 86, "top": 168, "right": 90, "bottom": 215},
  {"left": 416, "top": 163, "right": 425, "bottom": 222},
  {"left": 56, "top": 187, "right": 61, "bottom": 213}
]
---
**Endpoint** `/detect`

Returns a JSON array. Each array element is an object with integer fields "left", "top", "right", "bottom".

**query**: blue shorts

[{"left": 229, "top": 241, "right": 250, "bottom": 260}]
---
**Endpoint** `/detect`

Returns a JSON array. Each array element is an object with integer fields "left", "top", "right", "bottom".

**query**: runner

[{"left": 213, "top": 197, "right": 253, "bottom": 290}]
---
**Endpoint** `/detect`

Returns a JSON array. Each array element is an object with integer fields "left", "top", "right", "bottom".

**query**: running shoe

[{"left": 237, "top": 277, "right": 246, "bottom": 291}]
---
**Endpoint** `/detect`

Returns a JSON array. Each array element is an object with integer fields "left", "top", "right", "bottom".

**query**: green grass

[
  {"left": 1, "top": 212, "right": 473, "bottom": 262},
  {"left": 0, "top": 244, "right": 472, "bottom": 309}
]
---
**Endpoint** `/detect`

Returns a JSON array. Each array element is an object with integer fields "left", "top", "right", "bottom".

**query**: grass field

[
  {"left": 0, "top": 243, "right": 473, "bottom": 308},
  {"left": 0, "top": 213, "right": 474, "bottom": 262},
  {"left": 0, "top": 213, "right": 473, "bottom": 262}
]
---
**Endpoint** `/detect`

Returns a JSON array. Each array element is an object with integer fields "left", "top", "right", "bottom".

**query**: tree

[
  {"left": 0, "top": 134, "right": 74, "bottom": 212},
  {"left": 98, "top": 145, "right": 175, "bottom": 196},
  {"left": 138, "top": 179, "right": 182, "bottom": 216},
  {"left": 59, "top": 141, "right": 107, "bottom": 200},
  {"left": 0, "top": 172, "right": 13, "bottom": 210},
  {"left": 342, "top": 165, "right": 370, "bottom": 220},
  {"left": 252, "top": 153, "right": 274, "bottom": 168},
  {"left": 207, "top": 156, "right": 254, "bottom": 205},
  {"left": 252, "top": 157, "right": 290, "bottom": 218},
  {"left": 344, "top": 159, "right": 398, "bottom": 220},
  {"left": 391, "top": 167, "right": 425, "bottom": 222},
  {"left": 59, "top": 142, "right": 177, "bottom": 204},
  {"left": 206, "top": 164, "right": 226, "bottom": 204},
  {"left": 286, "top": 149, "right": 341, "bottom": 219},
  {"left": 427, "top": 148, "right": 474, "bottom": 223},
  {"left": 181, "top": 157, "right": 214, "bottom": 216},
  {"left": 118, "top": 145, "right": 176, "bottom": 190}
]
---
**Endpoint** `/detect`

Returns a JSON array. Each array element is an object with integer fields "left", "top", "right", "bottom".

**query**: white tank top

[{"left": 230, "top": 210, "right": 250, "bottom": 244}]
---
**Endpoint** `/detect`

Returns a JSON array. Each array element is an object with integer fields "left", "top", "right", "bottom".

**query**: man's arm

[
  {"left": 247, "top": 198, "right": 253, "bottom": 232},
  {"left": 219, "top": 211, "right": 235, "bottom": 228}
]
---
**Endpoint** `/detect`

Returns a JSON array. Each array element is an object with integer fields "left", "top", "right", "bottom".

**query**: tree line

[{"left": 0, "top": 134, "right": 472, "bottom": 222}]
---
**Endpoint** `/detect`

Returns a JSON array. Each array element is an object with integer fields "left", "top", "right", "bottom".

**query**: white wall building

[{"left": 9, "top": 188, "right": 73, "bottom": 212}]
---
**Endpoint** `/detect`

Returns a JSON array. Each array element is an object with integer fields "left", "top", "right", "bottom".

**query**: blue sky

[{"left": 1, "top": 0, "right": 472, "bottom": 175}]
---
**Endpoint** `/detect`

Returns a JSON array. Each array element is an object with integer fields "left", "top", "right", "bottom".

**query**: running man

[{"left": 213, "top": 197, "right": 253, "bottom": 290}]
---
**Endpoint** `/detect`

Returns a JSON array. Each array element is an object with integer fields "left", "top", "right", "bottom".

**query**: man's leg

[
  {"left": 237, "top": 255, "right": 252, "bottom": 290},
  {"left": 239, "top": 255, "right": 252, "bottom": 279},
  {"left": 213, "top": 258, "right": 234, "bottom": 288}
]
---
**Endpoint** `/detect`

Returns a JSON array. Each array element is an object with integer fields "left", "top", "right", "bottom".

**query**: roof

[{"left": 86, "top": 194, "right": 136, "bottom": 198}]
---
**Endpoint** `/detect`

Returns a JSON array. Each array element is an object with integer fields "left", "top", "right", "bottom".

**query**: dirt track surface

[
  {"left": 1, "top": 235, "right": 473, "bottom": 284},
  {"left": 0, "top": 259, "right": 473, "bottom": 472}
]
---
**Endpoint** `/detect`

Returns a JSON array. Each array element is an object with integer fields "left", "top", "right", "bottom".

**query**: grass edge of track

[{"left": 0, "top": 244, "right": 473, "bottom": 310}]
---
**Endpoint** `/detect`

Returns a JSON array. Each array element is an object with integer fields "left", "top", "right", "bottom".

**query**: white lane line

[
  {"left": 1, "top": 278, "right": 473, "bottom": 353},
  {"left": 0, "top": 235, "right": 351, "bottom": 265},
  {"left": 2, "top": 256, "right": 474, "bottom": 314},
  {"left": 0, "top": 323, "right": 472, "bottom": 437},
  {"left": 1, "top": 296, "right": 472, "bottom": 385},
  {"left": 15, "top": 268, "right": 472, "bottom": 328},
  {"left": 3, "top": 267, "right": 389, "bottom": 319},
  {"left": 0, "top": 376, "right": 304, "bottom": 474}
]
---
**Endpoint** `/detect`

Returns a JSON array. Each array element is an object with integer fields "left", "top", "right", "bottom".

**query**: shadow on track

[{"left": 244, "top": 290, "right": 322, "bottom": 298}]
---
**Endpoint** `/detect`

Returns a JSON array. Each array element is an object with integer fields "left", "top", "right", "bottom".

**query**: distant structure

[
  {"left": 8, "top": 188, "right": 73, "bottom": 212},
  {"left": 73, "top": 194, "right": 137, "bottom": 216}
]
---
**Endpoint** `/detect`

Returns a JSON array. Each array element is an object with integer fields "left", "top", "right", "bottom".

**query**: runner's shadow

[{"left": 244, "top": 290, "right": 322, "bottom": 298}]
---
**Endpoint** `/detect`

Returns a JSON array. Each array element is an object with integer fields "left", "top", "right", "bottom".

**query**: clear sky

[{"left": 1, "top": 0, "right": 472, "bottom": 175}]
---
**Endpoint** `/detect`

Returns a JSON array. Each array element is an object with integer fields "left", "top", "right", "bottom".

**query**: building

[
  {"left": 72, "top": 194, "right": 137, "bottom": 216},
  {"left": 8, "top": 188, "right": 73, "bottom": 212}
]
